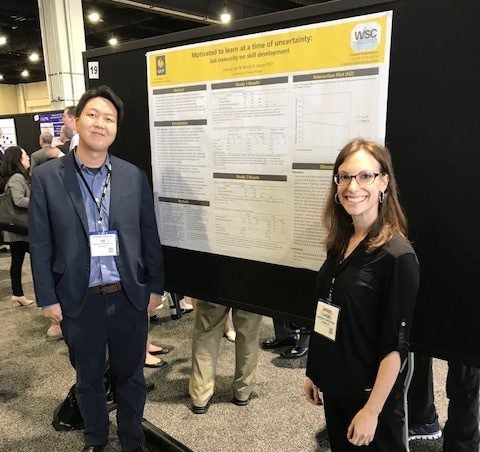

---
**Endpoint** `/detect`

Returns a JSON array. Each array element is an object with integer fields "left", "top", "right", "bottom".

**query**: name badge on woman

[
  {"left": 314, "top": 299, "right": 340, "bottom": 341},
  {"left": 89, "top": 231, "right": 119, "bottom": 257}
]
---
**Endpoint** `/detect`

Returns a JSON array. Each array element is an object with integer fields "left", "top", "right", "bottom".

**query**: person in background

[
  {"left": 30, "top": 131, "right": 57, "bottom": 173},
  {"left": 145, "top": 301, "right": 170, "bottom": 369},
  {"left": 0, "top": 134, "right": 7, "bottom": 252},
  {"left": 0, "top": 146, "right": 34, "bottom": 307},
  {"left": 57, "top": 124, "right": 74, "bottom": 155},
  {"left": 29, "top": 131, "right": 64, "bottom": 339},
  {"left": 189, "top": 301, "right": 262, "bottom": 414},
  {"left": 62, "top": 105, "right": 79, "bottom": 152},
  {"left": 304, "top": 139, "right": 419, "bottom": 451},
  {"left": 145, "top": 336, "right": 170, "bottom": 369},
  {"left": 408, "top": 353, "right": 479, "bottom": 451},
  {"left": 261, "top": 318, "right": 309, "bottom": 359},
  {"left": 29, "top": 86, "right": 165, "bottom": 452}
]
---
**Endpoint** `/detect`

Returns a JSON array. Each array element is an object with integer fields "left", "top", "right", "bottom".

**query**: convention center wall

[{"left": 83, "top": 0, "right": 480, "bottom": 367}]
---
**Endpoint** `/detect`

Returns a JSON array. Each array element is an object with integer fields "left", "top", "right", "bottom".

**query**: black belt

[{"left": 88, "top": 281, "right": 122, "bottom": 295}]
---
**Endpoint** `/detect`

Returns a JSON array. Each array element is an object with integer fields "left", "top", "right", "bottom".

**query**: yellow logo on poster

[{"left": 156, "top": 55, "right": 166, "bottom": 75}]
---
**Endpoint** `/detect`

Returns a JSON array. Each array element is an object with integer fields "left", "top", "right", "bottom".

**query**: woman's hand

[
  {"left": 304, "top": 377, "right": 322, "bottom": 406},
  {"left": 345, "top": 351, "right": 401, "bottom": 447},
  {"left": 347, "top": 406, "right": 378, "bottom": 447}
]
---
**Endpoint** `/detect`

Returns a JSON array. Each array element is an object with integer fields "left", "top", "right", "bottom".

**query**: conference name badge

[
  {"left": 314, "top": 299, "right": 340, "bottom": 341},
  {"left": 89, "top": 230, "right": 119, "bottom": 257}
]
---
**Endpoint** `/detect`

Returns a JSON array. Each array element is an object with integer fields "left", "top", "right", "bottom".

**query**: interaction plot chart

[{"left": 296, "top": 92, "right": 351, "bottom": 149}]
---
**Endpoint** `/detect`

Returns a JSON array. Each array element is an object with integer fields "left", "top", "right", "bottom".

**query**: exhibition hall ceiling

[{"left": 0, "top": 0, "right": 327, "bottom": 85}]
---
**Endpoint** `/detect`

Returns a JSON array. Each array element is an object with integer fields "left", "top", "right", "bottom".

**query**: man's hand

[
  {"left": 42, "top": 303, "right": 63, "bottom": 323},
  {"left": 304, "top": 377, "right": 323, "bottom": 406},
  {"left": 147, "top": 293, "right": 163, "bottom": 316}
]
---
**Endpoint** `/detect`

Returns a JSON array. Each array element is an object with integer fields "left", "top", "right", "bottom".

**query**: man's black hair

[{"left": 76, "top": 85, "right": 124, "bottom": 123}]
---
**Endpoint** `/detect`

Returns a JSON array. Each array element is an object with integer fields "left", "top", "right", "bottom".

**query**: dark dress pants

[
  {"left": 408, "top": 354, "right": 480, "bottom": 452},
  {"left": 9, "top": 241, "right": 29, "bottom": 296},
  {"left": 61, "top": 290, "right": 148, "bottom": 450},
  {"left": 407, "top": 353, "right": 437, "bottom": 426},
  {"left": 273, "top": 319, "right": 310, "bottom": 348},
  {"left": 443, "top": 362, "right": 480, "bottom": 452},
  {"left": 323, "top": 386, "right": 406, "bottom": 452}
]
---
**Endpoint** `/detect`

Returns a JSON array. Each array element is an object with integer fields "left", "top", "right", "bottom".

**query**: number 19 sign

[{"left": 88, "top": 61, "right": 99, "bottom": 79}]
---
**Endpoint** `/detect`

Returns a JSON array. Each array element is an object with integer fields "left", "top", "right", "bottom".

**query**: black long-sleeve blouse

[{"left": 306, "top": 234, "right": 420, "bottom": 397}]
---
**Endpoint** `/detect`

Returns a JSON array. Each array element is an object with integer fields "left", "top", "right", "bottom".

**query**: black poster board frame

[{"left": 83, "top": 0, "right": 480, "bottom": 367}]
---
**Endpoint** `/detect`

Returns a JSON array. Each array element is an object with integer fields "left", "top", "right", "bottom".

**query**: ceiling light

[
  {"left": 88, "top": 11, "right": 101, "bottom": 23},
  {"left": 220, "top": 10, "right": 232, "bottom": 24},
  {"left": 0, "top": 74, "right": 4, "bottom": 81},
  {"left": 21, "top": 69, "right": 29, "bottom": 78},
  {"left": 0, "top": 36, "right": 6, "bottom": 46},
  {"left": 108, "top": 37, "right": 118, "bottom": 46},
  {"left": 29, "top": 52, "right": 40, "bottom": 62}
]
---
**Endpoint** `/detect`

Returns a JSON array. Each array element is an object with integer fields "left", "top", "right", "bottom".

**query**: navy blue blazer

[{"left": 29, "top": 151, "right": 165, "bottom": 318}]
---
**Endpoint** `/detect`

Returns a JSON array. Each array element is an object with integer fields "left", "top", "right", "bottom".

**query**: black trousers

[
  {"left": 273, "top": 319, "right": 310, "bottom": 348},
  {"left": 407, "top": 353, "right": 437, "bottom": 426},
  {"left": 443, "top": 362, "right": 480, "bottom": 452},
  {"left": 408, "top": 353, "right": 480, "bottom": 452},
  {"left": 9, "top": 241, "right": 29, "bottom": 296},
  {"left": 61, "top": 290, "right": 148, "bottom": 450},
  {"left": 323, "top": 386, "right": 406, "bottom": 452}
]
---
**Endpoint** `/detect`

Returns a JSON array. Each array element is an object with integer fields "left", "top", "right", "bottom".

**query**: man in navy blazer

[{"left": 29, "top": 86, "right": 164, "bottom": 452}]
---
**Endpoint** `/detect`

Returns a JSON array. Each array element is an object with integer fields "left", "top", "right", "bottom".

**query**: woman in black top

[
  {"left": 304, "top": 139, "right": 419, "bottom": 451},
  {"left": 0, "top": 146, "right": 34, "bottom": 306}
]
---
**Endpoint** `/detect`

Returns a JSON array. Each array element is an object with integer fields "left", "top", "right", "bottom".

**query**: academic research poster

[{"left": 147, "top": 12, "right": 392, "bottom": 271}]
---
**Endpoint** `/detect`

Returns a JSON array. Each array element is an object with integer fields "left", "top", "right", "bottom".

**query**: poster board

[
  {"left": 37, "top": 112, "right": 64, "bottom": 146},
  {"left": 146, "top": 12, "right": 392, "bottom": 273},
  {"left": 83, "top": 0, "right": 480, "bottom": 366},
  {"left": 0, "top": 118, "right": 17, "bottom": 152}
]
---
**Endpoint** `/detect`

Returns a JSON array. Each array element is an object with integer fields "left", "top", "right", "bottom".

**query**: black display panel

[{"left": 83, "top": 0, "right": 480, "bottom": 366}]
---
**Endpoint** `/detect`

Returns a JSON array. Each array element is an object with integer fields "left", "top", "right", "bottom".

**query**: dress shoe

[
  {"left": 231, "top": 395, "right": 250, "bottom": 406},
  {"left": 144, "top": 359, "right": 168, "bottom": 369},
  {"left": 280, "top": 346, "right": 309, "bottom": 359},
  {"left": 46, "top": 323, "right": 63, "bottom": 340},
  {"left": 82, "top": 446, "right": 105, "bottom": 452},
  {"left": 192, "top": 396, "right": 212, "bottom": 414},
  {"left": 149, "top": 346, "right": 171, "bottom": 355},
  {"left": 261, "top": 336, "right": 296, "bottom": 350},
  {"left": 12, "top": 295, "right": 34, "bottom": 307}
]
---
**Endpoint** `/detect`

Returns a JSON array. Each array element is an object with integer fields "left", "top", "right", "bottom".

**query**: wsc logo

[{"left": 351, "top": 22, "right": 381, "bottom": 52}]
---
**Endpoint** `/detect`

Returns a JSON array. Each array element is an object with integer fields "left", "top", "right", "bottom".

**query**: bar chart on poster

[{"left": 147, "top": 12, "right": 392, "bottom": 272}]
